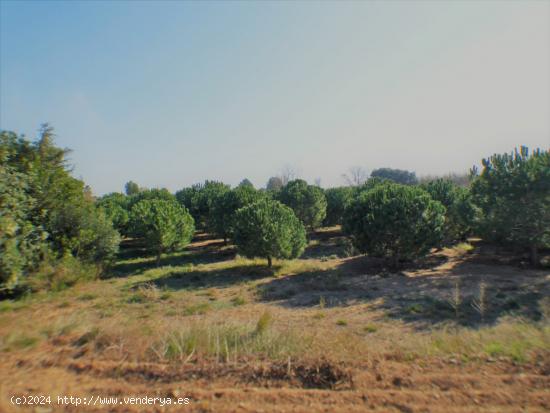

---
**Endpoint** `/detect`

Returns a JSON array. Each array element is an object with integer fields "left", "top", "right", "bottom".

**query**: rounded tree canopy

[
  {"left": 278, "top": 179, "right": 327, "bottom": 230},
  {"left": 343, "top": 182, "right": 445, "bottom": 264},
  {"left": 232, "top": 198, "right": 307, "bottom": 267},
  {"left": 211, "top": 184, "right": 266, "bottom": 240},
  {"left": 129, "top": 199, "right": 195, "bottom": 263}
]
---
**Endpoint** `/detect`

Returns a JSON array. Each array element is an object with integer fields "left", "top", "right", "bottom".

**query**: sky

[{"left": 1, "top": 0, "right": 549, "bottom": 195}]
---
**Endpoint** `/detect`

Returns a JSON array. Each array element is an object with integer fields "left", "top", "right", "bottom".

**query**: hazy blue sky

[{"left": 1, "top": 0, "right": 549, "bottom": 195}]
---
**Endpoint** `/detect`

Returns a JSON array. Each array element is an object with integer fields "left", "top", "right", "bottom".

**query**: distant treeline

[{"left": 2, "top": 126, "right": 549, "bottom": 293}]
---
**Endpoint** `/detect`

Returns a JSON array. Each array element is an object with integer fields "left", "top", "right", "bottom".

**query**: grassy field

[{"left": 1, "top": 227, "right": 549, "bottom": 412}]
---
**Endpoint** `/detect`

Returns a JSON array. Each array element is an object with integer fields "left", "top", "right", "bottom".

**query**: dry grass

[{"left": 1, "top": 233, "right": 549, "bottom": 369}]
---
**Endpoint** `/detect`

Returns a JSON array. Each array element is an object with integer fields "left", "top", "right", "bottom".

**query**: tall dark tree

[
  {"left": 1, "top": 127, "right": 120, "bottom": 291},
  {"left": 470, "top": 146, "right": 550, "bottom": 264}
]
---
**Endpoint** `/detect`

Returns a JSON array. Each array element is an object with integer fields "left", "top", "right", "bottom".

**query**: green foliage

[
  {"left": 211, "top": 185, "right": 266, "bottom": 241},
  {"left": 27, "top": 254, "right": 98, "bottom": 292},
  {"left": 1, "top": 126, "right": 121, "bottom": 291},
  {"left": 127, "top": 188, "right": 176, "bottom": 210},
  {"left": 470, "top": 147, "right": 550, "bottom": 264},
  {"left": 278, "top": 179, "right": 327, "bottom": 230},
  {"left": 343, "top": 182, "right": 445, "bottom": 265},
  {"left": 352, "top": 177, "right": 386, "bottom": 198},
  {"left": 421, "top": 179, "right": 477, "bottom": 243},
  {"left": 0, "top": 163, "right": 45, "bottom": 290},
  {"left": 124, "top": 181, "right": 141, "bottom": 196},
  {"left": 97, "top": 192, "right": 130, "bottom": 235},
  {"left": 48, "top": 202, "right": 120, "bottom": 265},
  {"left": 371, "top": 168, "right": 418, "bottom": 185},
  {"left": 176, "top": 181, "right": 230, "bottom": 229},
  {"left": 233, "top": 199, "right": 307, "bottom": 266},
  {"left": 323, "top": 187, "right": 354, "bottom": 226},
  {"left": 129, "top": 199, "right": 195, "bottom": 264}
]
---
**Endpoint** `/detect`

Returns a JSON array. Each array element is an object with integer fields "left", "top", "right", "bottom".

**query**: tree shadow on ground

[
  {"left": 258, "top": 251, "right": 549, "bottom": 329},
  {"left": 107, "top": 238, "right": 236, "bottom": 278},
  {"left": 133, "top": 264, "right": 279, "bottom": 291}
]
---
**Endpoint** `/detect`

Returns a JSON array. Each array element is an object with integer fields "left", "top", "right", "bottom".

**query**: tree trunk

[
  {"left": 530, "top": 244, "right": 539, "bottom": 267},
  {"left": 267, "top": 256, "right": 272, "bottom": 268},
  {"left": 156, "top": 250, "right": 162, "bottom": 267}
]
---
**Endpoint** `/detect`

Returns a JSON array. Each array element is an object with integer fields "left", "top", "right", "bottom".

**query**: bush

[
  {"left": 233, "top": 199, "right": 307, "bottom": 267},
  {"left": 323, "top": 187, "right": 353, "bottom": 226},
  {"left": 278, "top": 179, "right": 327, "bottom": 230},
  {"left": 421, "top": 179, "right": 477, "bottom": 243},
  {"left": 470, "top": 147, "right": 550, "bottom": 264},
  {"left": 27, "top": 254, "right": 98, "bottom": 292},
  {"left": 343, "top": 182, "right": 445, "bottom": 266},
  {"left": 129, "top": 199, "right": 195, "bottom": 265},
  {"left": 49, "top": 203, "right": 120, "bottom": 266}
]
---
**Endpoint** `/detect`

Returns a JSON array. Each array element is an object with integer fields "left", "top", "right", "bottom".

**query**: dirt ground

[{"left": 1, "top": 229, "right": 549, "bottom": 412}]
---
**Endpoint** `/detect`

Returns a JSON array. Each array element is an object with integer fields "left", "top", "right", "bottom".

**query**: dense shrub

[
  {"left": 470, "top": 146, "right": 550, "bottom": 264},
  {"left": 278, "top": 179, "right": 327, "bottom": 230},
  {"left": 0, "top": 163, "right": 45, "bottom": 290},
  {"left": 48, "top": 202, "right": 120, "bottom": 266},
  {"left": 233, "top": 199, "right": 307, "bottom": 267},
  {"left": 370, "top": 168, "right": 418, "bottom": 185},
  {"left": 421, "top": 179, "right": 477, "bottom": 243},
  {"left": 1, "top": 127, "right": 121, "bottom": 291},
  {"left": 129, "top": 199, "right": 195, "bottom": 265},
  {"left": 323, "top": 187, "right": 354, "bottom": 226},
  {"left": 343, "top": 182, "right": 445, "bottom": 266}
]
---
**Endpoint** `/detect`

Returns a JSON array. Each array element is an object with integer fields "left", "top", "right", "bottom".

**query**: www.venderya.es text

[{"left": 11, "top": 395, "right": 191, "bottom": 407}]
